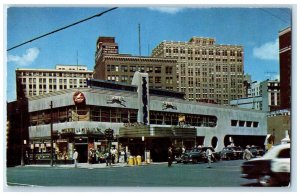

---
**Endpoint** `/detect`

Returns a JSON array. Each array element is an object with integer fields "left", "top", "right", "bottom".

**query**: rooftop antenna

[{"left": 138, "top": 24, "right": 141, "bottom": 56}]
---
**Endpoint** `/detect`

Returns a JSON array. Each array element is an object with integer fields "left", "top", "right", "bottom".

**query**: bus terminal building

[{"left": 26, "top": 72, "right": 267, "bottom": 164}]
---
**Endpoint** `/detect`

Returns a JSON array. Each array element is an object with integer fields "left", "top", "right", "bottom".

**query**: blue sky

[{"left": 6, "top": 6, "right": 292, "bottom": 102}]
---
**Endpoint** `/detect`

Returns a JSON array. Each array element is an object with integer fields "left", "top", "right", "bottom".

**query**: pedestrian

[
  {"left": 110, "top": 147, "right": 117, "bottom": 164},
  {"left": 206, "top": 147, "right": 214, "bottom": 168},
  {"left": 182, "top": 146, "right": 186, "bottom": 154},
  {"left": 168, "top": 147, "right": 173, "bottom": 167},
  {"left": 88, "top": 148, "right": 93, "bottom": 164},
  {"left": 243, "top": 145, "right": 254, "bottom": 160},
  {"left": 124, "top": 150, "right": 127, "bottom": 163},
  {"left": 105, "top": 150, "right": 111, "bottom": 166},
  {"left": 73, "top": 149, "right": 78, "bottom": 168}
]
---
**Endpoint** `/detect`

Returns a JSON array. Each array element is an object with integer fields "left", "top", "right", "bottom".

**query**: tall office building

[
  {"left": 279, "top": 27, "right": 291, "bottom": 110},
  {"left": 152, "top": 37, "right": 244, "bottom": 105},
  {"left": 94, "top": 37, "right": 177, "bottom": 91},
  {"left": 16, "top": 65, "right": 93, "bottom": 99}
]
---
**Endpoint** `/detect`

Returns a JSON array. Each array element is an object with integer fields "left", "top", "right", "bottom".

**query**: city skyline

[{"left": 6, "top": 6, "right": 292, "bottom": 102}]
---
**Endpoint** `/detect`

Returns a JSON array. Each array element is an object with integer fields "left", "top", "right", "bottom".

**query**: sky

[{"left": 5, "top": 6, "right": 292, "bottom": 102}]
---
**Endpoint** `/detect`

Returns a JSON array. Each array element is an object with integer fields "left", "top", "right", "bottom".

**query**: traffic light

[{"left": 105, "top": 129, "right": 114, "bottom": 140}]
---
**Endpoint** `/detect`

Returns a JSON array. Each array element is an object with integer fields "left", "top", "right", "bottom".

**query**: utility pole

[{"left": 50, "top": 101, "right": 54, "bottom": 167}]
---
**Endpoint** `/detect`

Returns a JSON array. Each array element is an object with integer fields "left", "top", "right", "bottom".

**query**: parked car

[
  {"left": 241, "top": 143, "right": 290, "bottom": 186},
  {"left": 249, "top": 146, "right": 265, "bottom": 157},
  {"left": 181, "top": 147, "right": 219, "bottom": 164},
  {"left": 220, "top": 146, "right": 244, "bottom": 160}
]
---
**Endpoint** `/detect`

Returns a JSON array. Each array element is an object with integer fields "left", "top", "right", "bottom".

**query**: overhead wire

[
  {"left": 7, "top": 7, "right": 118, "bottom": 51},
  {"left": 260, "top": 8, "right": 290, "bottom": 24}
]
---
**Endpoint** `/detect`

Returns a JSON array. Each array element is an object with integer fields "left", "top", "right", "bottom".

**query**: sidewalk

[{"left": 23, "top": 162, "right": 166, "bottom": 169}]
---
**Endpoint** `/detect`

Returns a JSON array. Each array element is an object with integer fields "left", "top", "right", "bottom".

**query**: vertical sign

[{"left": 142, "top": 77, "right": 148, "bottom": 125}]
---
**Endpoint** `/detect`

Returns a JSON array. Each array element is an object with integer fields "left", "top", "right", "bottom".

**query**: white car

[{"left": 241, "top": 143, "right": 290, "bottom": 186}]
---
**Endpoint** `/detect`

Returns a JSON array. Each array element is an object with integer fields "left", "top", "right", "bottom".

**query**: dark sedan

[
  {"left": 241, "top": 143, "right": 290, "bottom": 186},
  {"left": 220, "top": 146, "right": 244, "bottom": 160},
  {"left": 181, "top": 147, "right": 219, "bottom": 164}
]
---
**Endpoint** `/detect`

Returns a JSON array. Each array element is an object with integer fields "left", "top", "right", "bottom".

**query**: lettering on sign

[
  {"left": 61, "top": 128, "right": 102, "bottom": 135},
  {"left": 124, "top": 122, "right": 147, "bottom": 128}
]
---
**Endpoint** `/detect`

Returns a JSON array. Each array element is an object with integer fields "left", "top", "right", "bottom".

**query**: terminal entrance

[{"left": 224, "top": 135, "right": 266, "bottom": 148}]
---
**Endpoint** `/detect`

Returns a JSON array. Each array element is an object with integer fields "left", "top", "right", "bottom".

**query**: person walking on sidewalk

[{"left": 73, "top": 149, "right": 78, "bottom": 168}]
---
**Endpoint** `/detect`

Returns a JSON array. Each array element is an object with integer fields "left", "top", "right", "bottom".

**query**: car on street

[
  {"left": 241, "top": 143, "right": 290, "bottom": 186},
  {"left": 220, "top": 146, "right": 244, "bottom": 160},
  {"left": 181, "top": 147, "right": 219, "bottom": 164}
]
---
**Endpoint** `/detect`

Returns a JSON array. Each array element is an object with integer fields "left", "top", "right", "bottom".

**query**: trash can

[
  {"left": 136, "top": 155, "right": 142, "bottom": 165},
  {"left": 128, "top": 156, "right": 134, "bottom": 166},
  {"left": 133, "top": 156, "right": 137, "bottom": 165}
]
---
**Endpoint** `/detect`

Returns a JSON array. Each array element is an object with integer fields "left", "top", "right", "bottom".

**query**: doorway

[{"left": 74, "top": 144, "right": 88, "bottom": 163}]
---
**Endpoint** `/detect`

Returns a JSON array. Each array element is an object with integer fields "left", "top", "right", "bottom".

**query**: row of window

[
  {"left": 106, "top": 65, "right": 174, "bottom": 74},
  {"left": 22, "top": 77, "right": 89, "bottom": 85},
  {"left": 150, "top": 111, "right": 217, "bottom": 127},
  {"left": 231, "top": 120, "right": 259, "bottom": 128},
  {"left": 165, "top": 48, "right": 242, "bottom": 57},
  {"left": 166, "top": 55, "right": 242, "bottom": 62},
  {"left": 29, "top": 107, "right": 262, "bottom": 130},
  {"left": 29, "top": 107, "right": 139, "bottom": 126},
  {"left": 29, "top": 106, "right": 218, "bottom": 127},
  {"left": 17, "top": 72, "right": 91, "bottom": 77}
]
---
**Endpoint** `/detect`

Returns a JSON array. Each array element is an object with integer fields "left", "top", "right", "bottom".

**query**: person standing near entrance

[
  {"left": 73, "top": 149, "right": 78, "bottom": 168},
  {"left": 168, "top": 147, "right": 173, "bottom": 167}
]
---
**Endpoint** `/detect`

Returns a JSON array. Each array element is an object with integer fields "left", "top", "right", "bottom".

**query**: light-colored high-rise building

[
  {"left": 151, "top": 37, "right": 244, "bottom": 105},
  {"left": 94, "top": 37, "right": 177, "bottom": 91},
  {"left": 16, "top": 65, "right": 93, "bottom": 98}
]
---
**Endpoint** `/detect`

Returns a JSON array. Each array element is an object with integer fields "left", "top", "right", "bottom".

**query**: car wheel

[{"left": 258, "top": 174, "right": 276, "bottom": 187}]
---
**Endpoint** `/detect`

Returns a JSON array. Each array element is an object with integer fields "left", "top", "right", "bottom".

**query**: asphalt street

[{"left": 5, "top": 160, "right": 265, "bottom": 190}]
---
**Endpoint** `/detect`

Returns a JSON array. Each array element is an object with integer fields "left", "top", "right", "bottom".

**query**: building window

[
  {"left": 155, "top": 77, "right": 161, "bottom": 83},
  {"left": 155, "top": 67, "right": 161, "bottom": 73},
  {"left": 246, "top": 121, "right": 252, "bottom": 127},
  {"left": 130, "top": 66, "right": 137, "bottom": 72},
  {"left": 239, "top": 121, "right": 245, "bottom": 127},
  {"left": 231, "top": 120, "right": 238, "bottom": 126},
  {"left": 146, "top": 66, "right": 153, "bottom": 73},
  {"left": 121, "top": 65, "right": 128, "bottom": 72},
  {"left": 165, "top": 66, "right": 172, "bottom": 74}
]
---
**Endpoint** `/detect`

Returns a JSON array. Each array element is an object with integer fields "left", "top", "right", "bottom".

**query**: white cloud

[
  {"left": 8, "top": 47, "right": 40, "bottom": 66},
  {"left": 253, "top": 38, "right": 279, "bottom": 61},
  {"left": 148, "top": 7, "right": 184, "bottom": 14}
]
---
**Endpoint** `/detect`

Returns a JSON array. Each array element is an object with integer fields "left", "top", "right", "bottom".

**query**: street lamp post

[
  {"left": 20, "top": 107, "right": 24, "bottom": 166},
  {"left": 50, "top": 101, "right": 54, "bottom": 167}
]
